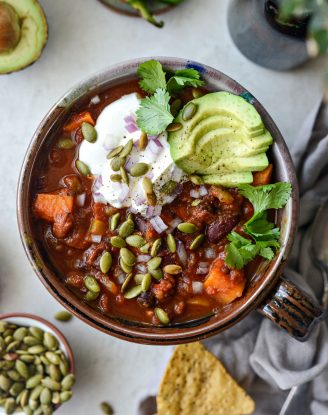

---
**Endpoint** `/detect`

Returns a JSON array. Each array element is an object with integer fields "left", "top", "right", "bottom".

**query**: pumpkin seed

[
  {"left": 166, "top": 234, "right": 176, "bottom": 253},
  {"left": 155, "top": 308, "right": 170, "bottom": 325},
  {"left": 76, "top": 159, "right": 90, "bottom": 176},
  {"left": 20, "top": 389, "right": 29, "bottom": 407},
  {"left": 9, "top": 382, "right": 24, "bottom": 397},
  {"left": 27, "top": 346, "right": 46, "bottom": 355},
  {"left": 120, "top": 166, "right": 129, "bottom": 185},
  {"left": 60, "top": 391, "right": 72, "bottom": 402},
  {"left": 141, "top": 177, "right": 153, "bottom": 194},
  {"left": 57, "top": 137, "right": 74, "bottom": 150},
  {"left": 23, "top": 336, "right": 40, "bottom": 346},
  {"left": 119, "top": 139, "right": 133, "bottom": 158},
  {"left": 82, "top": 122, "right": 97, "bottom": 143},
  {"left": 120, "top": 248, "right": 136, "bottom": 266},
  {"left": 4, "top": 336, "right": 13, "bottom": 345},
  {"left": 39, "top": 387, "right": 51, "bottom": 405},
  {"left": 61, "top": 374, "right": 75, "bottom": 391},
  {"left": 19, "top": 355, "right": 34, "bottom": 364},
  {"left": 110, "top": 174, "right": 122, "bottom": 182},
  {"left": 150, "top": 238, "right": 162, "bottom": 257},
  {"left": 140, "top": 243, "right": 150, "bottom": 254},
  {"left": 42, "top": 405, "right": 53, "bottom": 415},
  {"left": 139, "top": 132, "right": 148, "bottom": 150},
  {"left": 190, "top": 234, "right": 205, "bottom": 250},
  {"left": 0, "top": 321, "right": 8, "bottom": 332},
  {"left": 0, "top": 337, "right": 5, "bottom": 351},
  {"left": 119, "top": 258, "right": 132, "bottom": 274},
  {"left": 149, "top": 268, "right": 164, "bottom": 280},
  {"left": 170, "top": 98, "right": 182, "bottom": 117},
  {"left": 84, "top": 290, "right": 99, "bottom": 301},
  {"left": 119, "top": 219, "right": 134, "bottom": 238},
  {"left": 26, "top": 374, "right": 42, "bottom": 389},
  {"left": 166, "top": 122, "right": 182, "bottom": 132},
  {"left": 110, "top": 236, "right": 126, "bottom": 248},
  {"left": 160, "top": 180, "right": 178, "bottom": 195},
  {"left": 41, "top": 355, "right": 51, "bottom": 366},
  {"left": 4, "top": 397, "right": 15, "bottom": 414},
  {"left": 13, "top": 328, "right": 28, "bottom": 342},
  {"left": 28, "top": 398, "right": 38, "bottom": 410},
  {"left": 177, "top": 222, "right": 198, "bottom": 234},
  {"left": 192, "top": 87, "right": 204, "bottom": 99},
  {"left": 100, "top": 251, "right": 112, "bottom": 274},
  {"left": 124, "top": 285, "right": 142, "bottom": 299},
  {"left": 121, "top": 273, "right": 133, "bottom": 293},
  {"left": 49, "top": 365, "right": 61, "bottom": 382},
  {"left": 43, "top": 333, "right": 58, "bottom": 351},
  {"left": 189, "top": 174, "right": 203, "bottom": 185},
  {"left": 134, "top": 273, "right": 146, "bottom": 284},
  {"left": 163, "top": 264, "right": 182, "bottom": 275},
  {"left": 6, "top": 341, "right": 20, "bottom": 352},
  {"left": 42, "top": 378, "right": 61, "bottom": 391},
  {"left": 52, "top": 392, "right": 60, "bottom": 405},
  {"left": 107, "top": 146, "right": 123, "bottom": 159},
  {"left": 182, "top": 102, "right": 197, "bottom": 121},
  {"left": 146, "top": 192, "right": 157, "bottom": 206},
  {"left": 15, "top": 360, "right": 29, "bottom": 379},
  {"left": 129, "top": 162, "right": 150, "bottom": 177},
  {"left": 45, "top": 352, "right": 61, "bottom": 366},
  {"left": 191, "top": 199, "right": 201, "bottom": 206},
  {"left": 110, "top": 212, "right": 120, "bottom": 231},
  {"left": 147, "top": 256, "right": 162, "bottom": 270},
  {"left": 110, "top": 156, "right": 125, "bottom": 172},
  {"left": 0, "top": 375, "right": 12, "bottom": 391},
  {"left": 54, "top": 311, "right": 72, "bottom": 322},
  {"left": 141, "top": 273, "right": 152, "bottom": 292},
  {"left": 29, "top": 327, "right": 43, "bottom": 341},
  {"left": 59, "top": 360, "right": 68, "bottom": 377},
  {"left": 126, "top": 235, "right": 146, "bottom": 248},
  {"left": 84, "top": 275, "right": 100, "bottom": 293}
]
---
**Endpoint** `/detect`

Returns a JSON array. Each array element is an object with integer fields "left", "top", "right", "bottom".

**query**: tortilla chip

[{"left": 157, "top": 342, "right": 255, "bottom": 415}]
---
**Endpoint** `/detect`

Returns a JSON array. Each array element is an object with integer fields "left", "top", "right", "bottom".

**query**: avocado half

[
  {"left": 0, "top": 0, "right": 48, "bottom": 74},
  {"left": 168, "top": 92, "right": 273, "bottom": 187}
]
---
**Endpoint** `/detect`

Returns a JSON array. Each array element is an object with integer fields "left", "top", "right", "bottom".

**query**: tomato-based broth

[{"left": 31, "top": 72, "right": 283, "bottom": 326}]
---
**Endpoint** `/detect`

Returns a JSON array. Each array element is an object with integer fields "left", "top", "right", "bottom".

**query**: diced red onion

[
  {"left": 153, "top": 137, "right": 163, "bottom": 148},
  {"left": 136, "top": 264, "right": 147, "bottom": 273},
  {"left": 76, "top": 193, "right": 86, "bottom": 207},
  {"left": 93, "top": 193, "right": 107, "bottom": 204},
  {"left": 199, "top": 261, "right": 209, "bottom": 268},
  {"left": 177, "top": 240, "right": 187, "bottom": 266},
  {"left": 116, "top": 271, "right": 126, "bottom": 285},
  {"left": 169, "top": 217, "right": 182, "bottom": 229},
  {"left": 190, "top": 189, "right": 200, "bottom": 198},
  {"left": 125, "top": 156, "right": 134, "bottom": 170},
  {"left": 192, "top": 281, "right": 204, "bottom": 294},
  {"left": 93, "top": 175, "right": 103, "bottom": 191},
  {"left": 124, "top": 115, "right": 135, "bottom": 124},
  {"left": 137, "top": 254, "right": 152, "bottom": 263},
  {"left": 148, "top": 139, "right": 162, "bottom": 155},
  {"left": 196, "top": 267, "right": 209, "bottom": 275},
  {"left": 150, "top": 216, "right": 168, "bottom": 233},
  {"left": 205, "top": 248, "right": 216, "bottom": 259},
  {"left": 199, "top": 186, "right": 208, "bottom": 196},
  {"left": 91, "top": 235, "right": 102, "bottom": 243},
  {"left": 90, "top": 95, "right": 100, "bottom": 105},
  {"left": 146, "top": 205, "right": 162, "bottom": 218},
  {"left": 125, "top": 123, "right": 138, "bottom": 133}
]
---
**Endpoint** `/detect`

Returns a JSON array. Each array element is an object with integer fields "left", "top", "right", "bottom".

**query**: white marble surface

[{"left": 0, "top": 0, "right": 323, "bottom": 414}]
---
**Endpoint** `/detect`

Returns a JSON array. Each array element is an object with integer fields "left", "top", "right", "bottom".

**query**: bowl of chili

[{"left": 17, "top": 57, "right": 323, "bottom": 345}]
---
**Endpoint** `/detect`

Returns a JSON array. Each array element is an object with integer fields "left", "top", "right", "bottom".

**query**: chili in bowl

[{"left": 17, "top": 57, "right": 323, "bottom": 344}]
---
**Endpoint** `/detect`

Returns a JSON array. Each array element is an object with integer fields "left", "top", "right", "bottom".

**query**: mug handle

[{"left": 258, "top": 276, "right": 325, "bottom": 341}]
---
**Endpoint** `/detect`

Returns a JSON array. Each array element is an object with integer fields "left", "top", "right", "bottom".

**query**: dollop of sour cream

[{"left": 79, "top": 93, "right": 185, "bottom": 217}]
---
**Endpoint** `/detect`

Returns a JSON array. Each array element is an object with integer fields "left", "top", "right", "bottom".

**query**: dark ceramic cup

[
  {"left": 17, "top": 57, "right": 324, "bottom": 345},
  {"left": 97, "top": 0, "right": 173, "bottom": 16}
]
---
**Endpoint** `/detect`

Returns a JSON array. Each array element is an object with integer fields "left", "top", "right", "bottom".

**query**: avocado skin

[
  {"left": 168, "top": 91, "right": 272, "bottom": 186},
  {"left": 0, "top": 0, "right": 48, "bottom": 74}
]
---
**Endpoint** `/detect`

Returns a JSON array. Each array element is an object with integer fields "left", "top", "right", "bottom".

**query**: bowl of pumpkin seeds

[{"left": 0, "top": 313, "right": 75, "bottom": 415}]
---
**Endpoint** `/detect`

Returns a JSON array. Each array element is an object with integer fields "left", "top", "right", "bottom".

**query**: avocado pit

[{"left": 0, "top": 1, "right": 20, "bottom": 53}]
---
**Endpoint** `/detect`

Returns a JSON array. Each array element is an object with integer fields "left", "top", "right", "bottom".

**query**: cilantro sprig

[
  {"left": 225, "top": 182, "right": 292, "bottom": 270},
  {"left": 136, "top": 60, "right": 204, "bottom": 135}
]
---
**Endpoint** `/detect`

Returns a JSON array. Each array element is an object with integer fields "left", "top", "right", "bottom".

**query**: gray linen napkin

[{"left": 136, "top": 97, "right": 328, "bottom": 415}]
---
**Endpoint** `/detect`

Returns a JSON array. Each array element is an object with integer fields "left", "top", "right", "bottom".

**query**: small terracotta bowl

[
  {"left": 0, "top": 313, "right": 75, "bottom": 414},
  {"left": 17, "top": 57, "right": 324, "bottom": 345}
]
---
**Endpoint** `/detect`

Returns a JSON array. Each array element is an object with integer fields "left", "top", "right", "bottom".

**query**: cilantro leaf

[
  {"left": 167, "top": 68, "right": 205, "bottom": 94},
  {"left": 136, "top": 88, "right": 174, "bottom": 135},
  {"left": 244, "top": 212, "right": 280, "bottom": 241},
  {"left": 137, "top": 60, "right": 167, "bottom": 94},
  {"left": 238, "top": 182, "right": 292, "bottom": 216}
]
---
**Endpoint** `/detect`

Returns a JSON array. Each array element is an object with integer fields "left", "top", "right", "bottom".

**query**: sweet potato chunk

[
  {"left": 63, "top": 111, "right": 95, "bottom": 133},
  {"left": 252, "top": 164, "right": 273, "bottom": 186},
  {"left": 204, "top": 258, "right": 245, "bottom": 305},
  {"left": 34, "top": 194, "right": 74, "bottom": 222}
]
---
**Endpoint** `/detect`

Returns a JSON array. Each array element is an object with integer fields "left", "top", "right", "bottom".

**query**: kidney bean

[
  {"left": 206, "top": 214, "right": 239, "bottom": 243},
  {"left": 137, "top": 291, "right": 155, "bottom": 309}
]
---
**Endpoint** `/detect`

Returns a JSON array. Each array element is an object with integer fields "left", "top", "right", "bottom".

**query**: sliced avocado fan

[
  {"left": 0, "top": 0, "right": 48, "bottom": 74},
  {"left": 168, "top": 92, "right": 273, "bottom": 187}
]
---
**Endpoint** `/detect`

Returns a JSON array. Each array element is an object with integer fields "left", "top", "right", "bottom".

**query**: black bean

[{"left": 137, "top": 291, "right": 155, "bottom": 309}]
